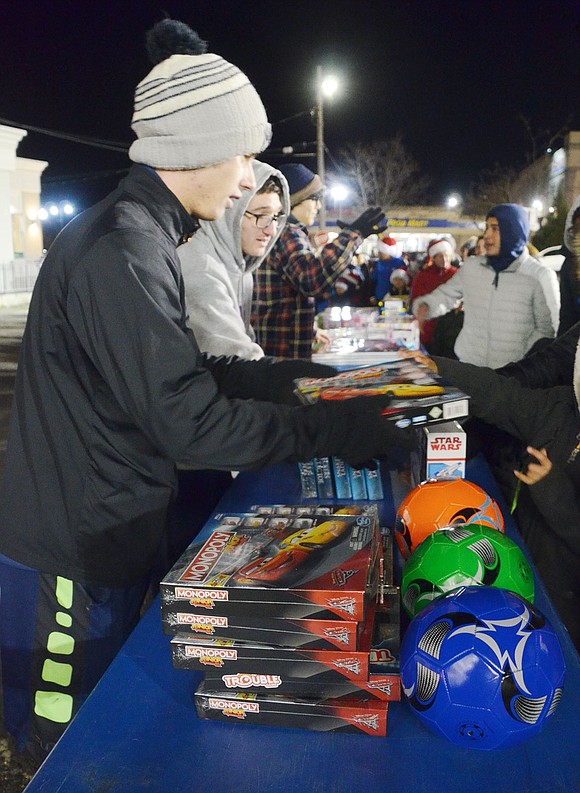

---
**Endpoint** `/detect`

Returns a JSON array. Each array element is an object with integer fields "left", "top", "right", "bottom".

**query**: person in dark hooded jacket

[
  {"left": 413, "top": 204, "right": 559, "bottom": 368},
  {"left": 556, "top": 195, "right": 580, "bottom": 335},
  {"left": 0, "top": 20, "right": 414, "bottom": 763}
]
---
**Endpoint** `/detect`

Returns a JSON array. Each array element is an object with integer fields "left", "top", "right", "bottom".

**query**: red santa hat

[
  {"left": 427, "top": 238, "right": 454, "bottom": 259},
  {"left": 378, "top": 235, "right": 400, "bottom": 257}
]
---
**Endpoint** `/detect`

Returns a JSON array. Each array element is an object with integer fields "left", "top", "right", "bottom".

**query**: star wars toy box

[
  {"left": 160, "top": 507, "right": 381, "bottom": 624},
  {"left": 293, "top": 357, "right": 470, "bottom": 429},
  {"left": 194, "top": 685, "right": 389, "bottom": 736},
  {"left": 409, "top": 420, "right": 467, "bottom": 487}
]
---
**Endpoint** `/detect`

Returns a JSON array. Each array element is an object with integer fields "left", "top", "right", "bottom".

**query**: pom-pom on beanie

[
  {"left": 278, "top": 164, "right": 323, "bottom": 207},
  {"left": 129, "top": 19, "right": 272, "bottom": 169}
]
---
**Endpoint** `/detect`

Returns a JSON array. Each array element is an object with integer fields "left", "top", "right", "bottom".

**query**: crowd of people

[{"left": 0, "top": 15, "right": 579, "bottom": 770}]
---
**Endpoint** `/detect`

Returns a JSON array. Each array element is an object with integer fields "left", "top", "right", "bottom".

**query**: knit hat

[
  {"left": 129, "top": 19, "right": 272, "bottom": 169},
  {"left": 390, "top": 267, "right": 409, "bottom": 285},
  {"left": 378, "top": 236, "right": 400, "bottom": 257},
  {"left": 278, "top": 164, "right": 323, "bottom": 207},
  {"left": 427, "top": 238, "right": 453, "bottom": 259}
]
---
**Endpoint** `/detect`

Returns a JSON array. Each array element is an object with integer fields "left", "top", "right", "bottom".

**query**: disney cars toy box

[
  {"left": 160, "top": 509, "right": 381, "bottom": 624},
  {"left": 293, "top": 357, "right": 470, "bottom": 428},
  {"left": 194, "top": 685, "right": 389, "bottom": 736}
]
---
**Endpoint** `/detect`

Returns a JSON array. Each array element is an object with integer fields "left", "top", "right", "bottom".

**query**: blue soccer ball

[{"left": 400, "top": 585, "right": 566, "bottom": 750}]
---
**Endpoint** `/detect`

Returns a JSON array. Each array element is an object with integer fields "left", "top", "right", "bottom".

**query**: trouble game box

[
  {"left": 161, "top": 509, "right": 381, "bottom": 623},
  {"left": 293, "top": 357, "right": 470, "bottom": 428},
  {"left": 194, "top": 685, "right": 389, "bottom": 736}
]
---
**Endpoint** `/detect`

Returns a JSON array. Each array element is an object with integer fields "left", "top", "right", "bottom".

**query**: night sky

[{"left": 2, "top": 0, "right": 578, "bottom": 211}]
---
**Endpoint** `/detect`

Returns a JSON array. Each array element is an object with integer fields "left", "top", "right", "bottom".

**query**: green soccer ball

[{"left": 401, "top": 523, "right": 535, "bottom": 618}]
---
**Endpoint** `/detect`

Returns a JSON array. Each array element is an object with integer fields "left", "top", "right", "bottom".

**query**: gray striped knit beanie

[{"left": 129, "top": 19, "right": 272, "bottom": 170}]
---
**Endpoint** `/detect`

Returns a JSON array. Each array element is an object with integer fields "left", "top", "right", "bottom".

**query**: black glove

[
  {"left": 267, "top": 359, "right": 338, "bottom": 406},
  {"left": 303, "top": 395, "right": 417, "bottom": 468},
  {"left": 338, "top": 207, "right": 387, "bottom": 238}
]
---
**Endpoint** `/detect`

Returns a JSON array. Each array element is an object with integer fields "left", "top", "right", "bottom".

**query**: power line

[{"left": 0, "top": 116, "right": 129, "bottom": 152}]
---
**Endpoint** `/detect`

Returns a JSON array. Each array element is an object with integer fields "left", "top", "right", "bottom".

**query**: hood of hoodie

[
  {"left": 486, "top": 203, "right": 529, "bottom": 273},
  {"left": 186, "top": 160, "right": 290, "bottom": 278},
  {"left": 563, "top": 194, "right": 580, "bottom": 254}
]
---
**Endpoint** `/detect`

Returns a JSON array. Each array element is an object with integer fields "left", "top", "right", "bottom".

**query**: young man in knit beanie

[
  {"left": 0, "top": 19, "right": 414, "bottom": 761},
  {"left": 253, "top": 163, "right": 387, "bottom": 358}
]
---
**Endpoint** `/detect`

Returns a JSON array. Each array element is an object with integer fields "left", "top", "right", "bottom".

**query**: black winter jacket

[{"left": 0, "top": 166, "right": 345, "bottom": 586}]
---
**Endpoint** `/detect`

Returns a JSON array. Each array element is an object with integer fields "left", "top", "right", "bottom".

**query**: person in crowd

[
  {"left": 0, "top": 19, "right": 415, "bottom": 762},
  {"left": 409, "top": 238, "right": 459, "bottom": 351},
  {"left": 324, "top": 253, "right": 374, "bottom": 308},
  {"left": 459, "top": 237, "right": 476, "bottom": 261},
  {"left": 413, "top": 205, "right": 560, "bottom": 368},
  {"left": 370, "top": 235, "right": 406, "bottom": 304},
  {"left": 406, "top": 331, "right": 580, "bottom": 650},
  {"left": 180, "top": 160, "right": 289, "bottom": 360},
  {"left": 385, "top": 267, "right": 410, "bottom": 309},
  {"left": 252, "top": 163, "right": 386, "bottom": 358},
  {"left": 556, "top": 194, "right": 580, "bottom": 335},
  {"left": 473, "top": 234, "right": 485, "bottom": 256}
]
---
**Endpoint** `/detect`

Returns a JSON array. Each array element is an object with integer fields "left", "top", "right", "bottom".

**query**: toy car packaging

[
  {"left": 160, "top": 508, "right": 381, "bottom": 623},
  {"left": 293, "top": 357, "right": 470, "bottom": 429},
  {"left": 194, "top": 684, "right": 389, "bottom": 736}
]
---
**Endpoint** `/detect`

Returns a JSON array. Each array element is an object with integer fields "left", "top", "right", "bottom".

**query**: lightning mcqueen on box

[{"left": 160, "top": 510, "right": 381, "bottom": 623}]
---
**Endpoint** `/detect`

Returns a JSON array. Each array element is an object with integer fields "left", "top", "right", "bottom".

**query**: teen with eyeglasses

[{"left": 180, "top": 160, "right": 290, "bottom": 361}]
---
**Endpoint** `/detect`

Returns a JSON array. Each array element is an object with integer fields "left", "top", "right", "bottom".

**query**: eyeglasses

[{"left": 244, "top": 210, "right": 287, "bottom": 229}]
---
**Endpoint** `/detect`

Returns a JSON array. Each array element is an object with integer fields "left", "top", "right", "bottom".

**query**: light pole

[{"left": 316, "top": 67, "right": 339, "bottom": 231}]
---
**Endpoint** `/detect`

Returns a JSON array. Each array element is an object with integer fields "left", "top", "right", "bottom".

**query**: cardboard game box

[
  {"left": 193, "top": 601, "right": 401, "bottom": 702},
  {"left": 161, "top": 509, "right": 381, "bottom": 623},
  {"left": 163, "top": 612, "right": 361, "bottom": 650},
  {"left": 171, "top": 635, "right": 372, "bottom": 683},
  {"left": 194, "top": 685, "right": 389, "bottom": 736},
  {"left": 293, "top": 357, "right": 470, "bottom": 429}
]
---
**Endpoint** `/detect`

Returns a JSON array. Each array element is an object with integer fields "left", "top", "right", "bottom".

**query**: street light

[
  {"left": 446, "top": 193, "right": 461, "bottom": 209},
  {"left": 329, "top": 183, "right": 349, "bottom": 223},
  {"left": 316, "top": 66, "right": 339, "bottom": 231}
]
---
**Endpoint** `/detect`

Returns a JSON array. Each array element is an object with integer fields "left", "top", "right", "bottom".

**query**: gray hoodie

[{"left": 179, "top": 161, "right": 290, "bottom": 359}]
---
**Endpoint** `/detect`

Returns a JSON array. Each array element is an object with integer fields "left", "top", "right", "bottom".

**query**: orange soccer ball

[{"left": 394, "top": 478, "right": 505, "bottom": 559}]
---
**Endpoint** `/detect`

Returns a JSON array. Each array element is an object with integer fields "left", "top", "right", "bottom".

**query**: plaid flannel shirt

[{"left": 252, "top": 218, "right": 361, "bottom": 358}]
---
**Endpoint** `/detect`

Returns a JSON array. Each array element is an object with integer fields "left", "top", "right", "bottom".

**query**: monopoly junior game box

[
  {"left": 194, "top": 686, "right": 389, "bottom": 736},
  {"left": 293, "top": 357, "right": 470, "bottom": 428},
  {"left": 161, "top": 508, "right": 382, "bottom": 623}
]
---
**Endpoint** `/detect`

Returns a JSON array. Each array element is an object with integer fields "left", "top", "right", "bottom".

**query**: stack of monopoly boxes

[
  {"left": 160, "top": 504, "right": 400, "bottom": 737},
  {"left": 294, "top": 356, "right": 470, "bottom": 499}
]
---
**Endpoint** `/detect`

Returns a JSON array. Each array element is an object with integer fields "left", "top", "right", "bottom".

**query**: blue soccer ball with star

[{"left": 400, "top": 585, "right": 566, "bottom": 750}]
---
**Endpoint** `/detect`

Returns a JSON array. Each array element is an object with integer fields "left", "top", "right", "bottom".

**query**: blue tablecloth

[{"left": 25, "top": 459, "right": 580, "bottom": 793}]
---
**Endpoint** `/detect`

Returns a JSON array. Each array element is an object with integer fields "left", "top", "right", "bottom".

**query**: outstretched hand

[{"left": 514, "top": 446, "right": 552, "bottom": 485}]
